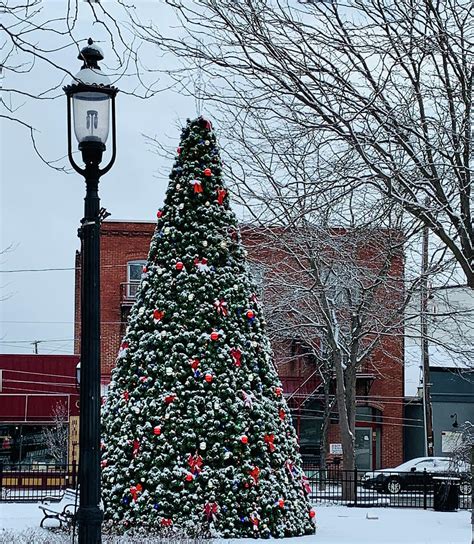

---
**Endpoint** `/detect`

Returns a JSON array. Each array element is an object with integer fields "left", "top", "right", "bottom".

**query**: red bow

[
  {"left": 264, "top": 434, "right": 275, "bottom": 452},
  {"left": 132, "top": 439, "right": 140, "bottom": 458},
  {"left": 188, "top": 452, "right": 203, "bottom": 475},
  {"left": 279, "top": 408, "right": 286, "bottom": 420},
  {"left": 190, "top": 179, "right": 203, "bottom": 193},
  {"left": 160, "top": 518, "right": 172, "bottom": 527},
  {"left": 217, "top": 188, "right": 227, "bottom": 205},
  {"left": 190, "top": 358, "right": 200, "bottom": 370},
  {"left": 130, "top": 483, "right": 142, "bottom": 501},
  {"left": 214, "top": 299, "right": 228, "bottom": 316},
  {"left": 249, "top": 466, "right": 260, "bottom": 485},
  {"left": 302, "top": 475, "right": 311, "bottom": 495},
  {"left": 231, "top": 348, "right": 241, "bottom": 367},
  {"left": 204, "top": 502, "right": 218, "bottom": 520}
]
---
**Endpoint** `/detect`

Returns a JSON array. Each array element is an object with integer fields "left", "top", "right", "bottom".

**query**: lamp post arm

[{"left": 99, "top": 96, "right": 117, "bottom": 177}]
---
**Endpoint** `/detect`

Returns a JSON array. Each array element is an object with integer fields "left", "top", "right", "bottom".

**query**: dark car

[{"left": 361, "top": 457, "right": 472, "bottom": 495}]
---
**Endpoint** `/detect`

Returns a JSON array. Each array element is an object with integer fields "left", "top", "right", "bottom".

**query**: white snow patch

[{"left": 0, "top": 502, "right": 470, "bottom": 543}]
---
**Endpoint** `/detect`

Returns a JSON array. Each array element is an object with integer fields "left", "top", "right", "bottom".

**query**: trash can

[{"left": 433, "top": 476, "right": 460, "bottom": 511}]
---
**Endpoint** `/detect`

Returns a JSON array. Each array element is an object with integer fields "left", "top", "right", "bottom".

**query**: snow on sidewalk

[{"left": 0, "top": 502, "right": 470, "bottom": 543}]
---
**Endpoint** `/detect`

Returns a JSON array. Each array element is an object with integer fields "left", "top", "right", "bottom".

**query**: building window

[{"left": 127, "top": 260, "right": 146, "bottom": 299}]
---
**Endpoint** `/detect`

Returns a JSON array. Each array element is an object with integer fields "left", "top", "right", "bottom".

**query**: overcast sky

[
  {"left": 0, "top": 1, "right": 195, "bottom": 354},
  {"left": 0, "top": 1, "right": 422, "bottom": 394}
]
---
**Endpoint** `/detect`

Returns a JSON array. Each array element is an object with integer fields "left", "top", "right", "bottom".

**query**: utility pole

[
  {"left": 31, "top": 340, "right": 41, "bottom": 354},
  {"left": 421, "top": 219, "right": 434, "bottom": 457}
]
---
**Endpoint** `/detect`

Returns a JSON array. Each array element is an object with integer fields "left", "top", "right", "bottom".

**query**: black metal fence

[
  {"left": 303, "top": 465, "right": 472, "bottom": 510},
  {"left": 0, "top": 462, "right": 77, "bottom": 502},
  {"left": 1, "top": 462, "right": 471, "bottom": 511}
]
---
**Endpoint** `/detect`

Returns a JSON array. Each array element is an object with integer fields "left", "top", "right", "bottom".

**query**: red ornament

[
  {"left": 246, "top": 309, "right": 255, "bottom": 320},
  {"left": 279, "top": 408, "right": 286, "bottom": 420},
  {"left": 165, "top": 394, "right": 176, "bottom": 404},
  {"left": 190, "top": 358, "right": 200, "bottom": 370},
  {"left": 204, "top": 373, "right": 213, "bottom": 383},
  {"left": 121, "top": 341, "right": 129, "bottom": 350},
  {"left": 160, "top": 518, "right": 172, "bottom": 527},
  {"left": 101, "top": 460, "right": 107, "bottom": 468},
  {"left": 185, "top": 472, "right": 194, "bottom": 482},
  {"left": 217, "top": 188, "right": 227, "bottom": 205},
  {"left": 240, "top": 435, "right": 249, "bottom": 444},
  {"left": 153, "top": 426, "right": 161, "bottom": 435},
  {"left": 132, "top": 439, "right": 140, "bottom": 458},
  {"left": 275, "top": 386, "right": 283, "bottom": 397},
  {"left": 278, "top": 498, "right": 285, "bottom": 508},
  {"left": 157, "top": 210, "right": 163, "bottom": 218},
  {"left": 230, "top": 348, "right": 242, "bottom": 367},
  {"left": 210, "top": 331, "right": 219, "bottom": 341},
  {"left": 309, "top": 509, "right": 316, "bottom": 519},
  {"left": 203, "top": 168, "right": 212, "bottom": 177},
  {"left": 176, "top": 261, "right": 184, "bottom": 271},
  {"left": 153, "top": 309, "right": 164, "bottom": 322},
  {"left": 123, "top": 391, "right": 129, "bottom": 402},
  {"left": 177, "top": 146, "right": 182, "bottom": 154},
  {"left": 249, "top": 466, "right": 260, "bottom": 485}
]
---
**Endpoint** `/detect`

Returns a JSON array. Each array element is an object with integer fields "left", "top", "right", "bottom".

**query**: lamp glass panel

[{"left": 72, "top": 91, "right": 110, "bottom": 144}]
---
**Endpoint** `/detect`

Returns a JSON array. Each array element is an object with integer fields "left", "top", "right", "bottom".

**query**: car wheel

[
  {"left": 459, "top": 481, "right": 472, "bottom": 496},
  {"left": 386, "top": 477, "right": 402, "bottom": 494}
]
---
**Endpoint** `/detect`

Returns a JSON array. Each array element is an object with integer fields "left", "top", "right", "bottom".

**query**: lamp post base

[{"left": 77, "top": 505, "right": 103, "bottom": 544}]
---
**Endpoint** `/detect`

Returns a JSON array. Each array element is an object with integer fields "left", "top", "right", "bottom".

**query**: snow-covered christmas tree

[{"left": 101, "top": 117, "right": 316, "bottom": 539}]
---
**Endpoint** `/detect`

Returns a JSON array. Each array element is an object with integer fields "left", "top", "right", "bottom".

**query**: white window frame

[{"left": 127, "top": 260, "right": 146, "bottom": 299}]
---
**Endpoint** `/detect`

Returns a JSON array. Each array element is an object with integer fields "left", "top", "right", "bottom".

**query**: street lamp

[{"left": 64, "top": 38, "right": 118, "bottom": 544}]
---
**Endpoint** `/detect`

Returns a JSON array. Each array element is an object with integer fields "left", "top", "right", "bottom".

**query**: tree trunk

[
  {"left": 319, "top": 379, "right": 333, "bottom": 491},
  {"left": 333, "top": 351, "right": 356, "bottom": 501}
]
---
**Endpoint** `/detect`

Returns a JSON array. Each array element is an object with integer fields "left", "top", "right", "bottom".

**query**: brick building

[{"left": 74, "top": 221, "right": 405, "bottom": 469}]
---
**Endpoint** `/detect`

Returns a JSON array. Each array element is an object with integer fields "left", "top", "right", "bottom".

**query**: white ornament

[
  {"left": 205, "top": 201, "right": 210, "bottom": 207},
  {"left": 165, "top": 367, "right": 173, "bottom": 376},
  {"left": 220, "top": 241, "right": 227, "bottom": 249},
  {"left": 208, "top": 480, "right": 214, "bottom": 489},
  {"left": 179, "top": 203, "right": 184, "bottom": 210},
  {"left": 205, "top": 140, "right": 210, "bottom": 146},
  {"left": 248, "top": 373, "right": 254, "bottom": 382},
  {"left": 165, "top": 413, "right": 170, "bottom": 420},
  {"left": 251, "top": 341, "right": 258, "bottom": 348},
  {"left": 202, "top": 241, "right": 208, "bottom": 247},
  {"left": 176, "top": 183, "right": 181, "bottom": 190},
  {"left": 161, "top": 330, "right": 167, "bottom": 338},
  {"left": 188, "top": 293, "right": 195, "bottom": 301},
  {"left": 164, "top": 227, "right": 171, "bottom": 235},
  {"left": 214, "top": 401, "right": 220, "bottom": 410},
  {"left": 199, "top": 442, "right": 207, "bottom": 450}
]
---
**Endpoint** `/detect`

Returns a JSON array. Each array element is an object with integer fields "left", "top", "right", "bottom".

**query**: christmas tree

[{"left": 101, "top": 117, "right": 316, "bottom": 538}]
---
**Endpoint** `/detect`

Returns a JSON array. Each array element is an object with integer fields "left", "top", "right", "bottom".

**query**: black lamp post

[{"left": 64, "top": 39, "right": 118, "bottom": 544}]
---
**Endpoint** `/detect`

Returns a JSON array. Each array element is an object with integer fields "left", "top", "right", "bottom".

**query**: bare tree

[
  {"left": 1, "top": 0, "right": 159, "bottom": 167},
  {"left": 132, "top": 0, "right": 473, "bottom": 286},
  {"left": 41, "top": 401, "right": 69, "bottom": 464}
]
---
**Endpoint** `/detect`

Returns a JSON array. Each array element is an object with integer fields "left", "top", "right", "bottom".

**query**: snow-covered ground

[{"left": 0, "top": 502, "right": 470, "bottom": 544}]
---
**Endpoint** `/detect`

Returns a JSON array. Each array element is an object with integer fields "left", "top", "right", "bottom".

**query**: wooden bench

[{"left": 38, "top": 488, "right": 78, "bottom": 529}]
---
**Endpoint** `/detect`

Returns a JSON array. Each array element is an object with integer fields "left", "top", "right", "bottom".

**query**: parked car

[{"left": 361, "top": 457, "right": 472, "bottom": 495}]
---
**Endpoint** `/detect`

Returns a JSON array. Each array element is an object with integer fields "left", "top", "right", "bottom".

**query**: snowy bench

[{"left": 38, "top": 488, "right": 78, "bottom": 529}]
